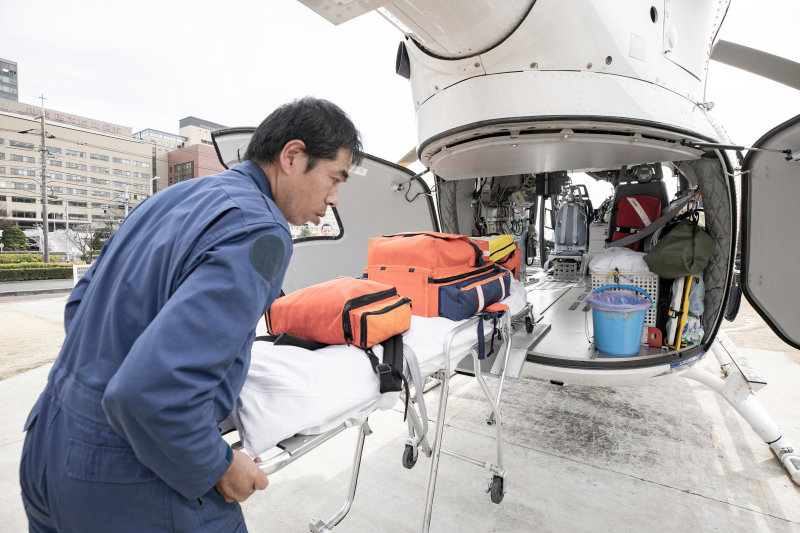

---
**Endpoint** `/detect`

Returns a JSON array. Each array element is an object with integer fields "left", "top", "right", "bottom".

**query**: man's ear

[{"left": 279, "top": 140, "right": 306, "bottom": 174}]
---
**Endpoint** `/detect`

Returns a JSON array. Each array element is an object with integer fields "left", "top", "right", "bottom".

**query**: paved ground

[
  {"left": 0, "top": 279, "right": 74, "bottom": 298},
  {"left": 1, "top": 292, "right": 799, "bottom": 532},
  {"left": 0, "top": 280, "right": 72, "bottom": 380},
  {"left": 0, "top": 294, "right": 67, "bottom": 380}
]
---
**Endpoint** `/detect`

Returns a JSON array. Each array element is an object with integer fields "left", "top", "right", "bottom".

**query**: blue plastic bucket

[{"left": 585, "top": 284, "right": 653, "bottom": 356}]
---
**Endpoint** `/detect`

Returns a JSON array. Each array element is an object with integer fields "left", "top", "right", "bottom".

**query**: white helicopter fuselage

[
  {"left": 394, "top": 0, "right": 727, "bottom": 180},
  {"left": 215, "top": 0, "right": 800, "bottom": 486},
  {"left": 283, "top": 0, "right": 747, "bottom": 388}
]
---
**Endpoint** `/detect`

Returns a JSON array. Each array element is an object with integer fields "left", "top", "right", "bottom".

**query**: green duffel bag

[{"left": 644, "top": 220, "right": 715, "bottom": 279}]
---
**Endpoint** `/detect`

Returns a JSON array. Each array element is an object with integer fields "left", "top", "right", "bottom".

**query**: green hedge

[
  {"left": 0, "top": 262, "right": 84, "bottom": 270},
  {"left": 0, "top": 265, "right": 74, "bottom": 281},
  {"left": 0, "top": 254, "right": 58, "bottom": 264},
  {"left": 3, "top": 262, "right": 59, "bottom": 270}
]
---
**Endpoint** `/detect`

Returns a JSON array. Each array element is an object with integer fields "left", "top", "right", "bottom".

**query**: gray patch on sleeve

[{"left": 249, "top": 234, "right": 286, "bottom": 281}]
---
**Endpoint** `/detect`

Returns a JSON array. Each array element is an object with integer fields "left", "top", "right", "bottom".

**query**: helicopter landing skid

[{"left": 682, "top": 335, "right": 800, "bottom": 486}]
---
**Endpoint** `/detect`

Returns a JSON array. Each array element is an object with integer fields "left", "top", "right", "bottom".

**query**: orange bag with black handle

[
  {"left": 265, "top": 277, "right": 412, "bottom": 349},
  {"left": 364, "top": 232, "right": 510, "bottom": 320}
]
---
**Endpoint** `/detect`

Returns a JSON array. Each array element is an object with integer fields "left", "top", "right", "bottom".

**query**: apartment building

[{"left": 0, "top": 98, "right": 153, "bottom": 231}]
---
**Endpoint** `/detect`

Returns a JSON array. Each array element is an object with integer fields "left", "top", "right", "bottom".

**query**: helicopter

[{"left": 213, "top": 0, "right": 800, "bottom": 485}]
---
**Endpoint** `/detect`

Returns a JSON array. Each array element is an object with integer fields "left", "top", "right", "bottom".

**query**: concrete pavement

[
  {"left": 1, "top": 296, "right": 799, "bottom": 532},
  {"left": 0, "top": 278, "right": 74, "bottom": 298}
]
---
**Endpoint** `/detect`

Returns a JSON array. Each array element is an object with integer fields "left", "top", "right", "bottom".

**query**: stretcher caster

[
  {"left": 402, "top": 444, "right": 418, "bottom": 469},
  {"left": 525, "top": 316, "right": 533, "bottom": 333},
  {"left": 489, "top": 475, "right": 505, "bottom": 504}
]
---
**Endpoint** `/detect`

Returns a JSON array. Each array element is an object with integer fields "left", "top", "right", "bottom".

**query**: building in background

[
  {"left": 167, "top": 143, "right": 225, "bottom": 185},
  {"left": 2, "top": 61, "right": 232, "bottom": 254},
  {"left": 179, "top": 116, "right": 225, "bottom": 147},
  {"left": 132, "top": 128, "right": 187, "bottom": 193},
  {"left": 166, "top": 117, "right": 226, "bottom": 186},
  {"left": 0, "top": 59, "right": 18, "bottom": 101},
  {"left": 0, "top": 98, "right": 153, "bottom": 234}
]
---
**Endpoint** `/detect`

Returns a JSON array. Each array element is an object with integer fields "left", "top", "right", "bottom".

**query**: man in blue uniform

[{"left": 19, "top": 97, "right": 362, "bottom": 532}]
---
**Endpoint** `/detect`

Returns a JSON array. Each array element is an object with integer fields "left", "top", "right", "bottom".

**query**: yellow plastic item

[
  {"left": 667, "top": 275, "right": 694, "bottom": 349},
  {"left": 470, "top": 234, "right": 516, "bottom": 262}
]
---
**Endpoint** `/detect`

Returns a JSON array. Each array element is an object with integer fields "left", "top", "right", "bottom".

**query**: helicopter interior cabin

[{"left": 434, "top": 154, "right": 735, "bottom": 379}]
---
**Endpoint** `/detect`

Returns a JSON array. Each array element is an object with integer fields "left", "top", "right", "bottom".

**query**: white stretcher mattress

[{"left": 234, "top": 280, "right": 528, "bottom": 456}]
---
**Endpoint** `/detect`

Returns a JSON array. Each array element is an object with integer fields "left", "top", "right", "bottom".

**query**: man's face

[{"left": 277, "top": 148, "right": 351, "bottom": 226}]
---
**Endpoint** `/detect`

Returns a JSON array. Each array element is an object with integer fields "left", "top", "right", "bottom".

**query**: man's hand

[{"left": 215, "top": 449, "right": 269, "bottom": 502}]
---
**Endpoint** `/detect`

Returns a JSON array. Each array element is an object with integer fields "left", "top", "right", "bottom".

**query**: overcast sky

[{"left": 2, "top": 0, "right": 797, "bottom": 164}]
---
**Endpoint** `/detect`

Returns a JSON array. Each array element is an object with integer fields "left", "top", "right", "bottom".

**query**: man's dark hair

[{"left": 245, "top": 97, "right": 363, "bottom": 171}]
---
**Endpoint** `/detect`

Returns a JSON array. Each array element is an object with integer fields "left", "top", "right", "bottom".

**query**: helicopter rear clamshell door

[{"left": 740, "top": 114, "right": 800, "bottom": 349}]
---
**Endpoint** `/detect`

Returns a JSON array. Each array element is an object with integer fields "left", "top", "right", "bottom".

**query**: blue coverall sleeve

[
  {"left": 101, "top": 223, "right": 287, "bottom": 499},
  {"left": 65, "top": 235, "right": 115, "bottom": 332}
]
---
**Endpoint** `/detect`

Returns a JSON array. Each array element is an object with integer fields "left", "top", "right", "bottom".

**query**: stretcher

[{"left": 229, "top": 279, "right": 530, "bottom": 532}]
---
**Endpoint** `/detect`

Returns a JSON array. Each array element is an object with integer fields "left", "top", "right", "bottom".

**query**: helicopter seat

[
  {"left": 608, "top": 180, "right": 669, "bottom": 252},
  {"left": 549, "top": 197, "right": 590, "bottom": 280}
]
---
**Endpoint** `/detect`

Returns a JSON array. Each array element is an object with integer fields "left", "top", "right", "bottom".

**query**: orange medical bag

[
  {"left": 364, "top": 232, "right": 511, "bottom": 320},
  {"left": 265, "top": 277, "right": 412, "bottom": 349}
]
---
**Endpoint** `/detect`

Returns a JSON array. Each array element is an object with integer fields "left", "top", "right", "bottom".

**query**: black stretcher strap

[
  {"left": 255, "top": 333, "right": 328, "bottom": 351},
  {"left": 366, "top": 334, "right": 410, "bottom": 420}
]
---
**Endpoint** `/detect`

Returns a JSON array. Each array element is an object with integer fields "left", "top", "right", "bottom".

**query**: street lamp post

[
  {"left": 65, "top": 200, "right": 70, "bottom": 263},
  {"left": 39, "top": 96, "right": 49, "bottom": 263},
  {"left": 18, "top": 95, "right": 54, "bottom": 262}
]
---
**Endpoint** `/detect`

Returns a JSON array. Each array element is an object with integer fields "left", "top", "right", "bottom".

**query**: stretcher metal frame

[
  {"left": 405, "top": 310, "right": 513, "bottom": 533},
  {"left": 244, "top": 309, "right": 513, "bottom": 533}
]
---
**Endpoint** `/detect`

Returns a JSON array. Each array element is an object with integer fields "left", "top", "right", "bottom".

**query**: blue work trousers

[{"left": 19, "top": 389, "right": 246, "bottom": 532}]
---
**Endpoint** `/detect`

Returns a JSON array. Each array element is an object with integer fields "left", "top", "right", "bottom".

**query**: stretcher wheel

[
  {"left": 525, "top": 316, "right": 533, "bottom": 333},
  {"left": 402, "top": 444, "right": 418, "bottom": 469},
  {"left": 490, "top": 475, "right": 505, "bottom": 504}
]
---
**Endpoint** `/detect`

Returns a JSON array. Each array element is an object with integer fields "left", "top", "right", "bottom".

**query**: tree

[
  {"left": 67, "top": 223, "right": 115, "bottom": 263},
  {"left": 0, "top": 198, "right": 12, "bottom": 230},
  {"left": 69, "top": 223, "right": 95, "bottom": 263},
  {"left": 1, "top": 226, "right": 29, "bottom": 251},
  {"left": 90, "top": 224, "right": 113, "bottom": 252}
]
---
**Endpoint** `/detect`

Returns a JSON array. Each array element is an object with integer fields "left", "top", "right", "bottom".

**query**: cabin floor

[
  {"left": 2, "top": 297, "right": 799, "bottom": 532},
  {"left": 524, "top": 273, "right": 668, "bottom": 361}
]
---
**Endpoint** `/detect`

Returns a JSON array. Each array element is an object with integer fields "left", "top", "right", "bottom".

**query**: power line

[
  {"left": 0, "top": 146, "right": 155, "bottom": 173},
  {"left": 1, "top": 185, "right": 148, "bottom": 207},
  {"left": 1, "top": 124, "right": 208, "bottom": 168},
  {"left": 3, "top": 128, "right": 221, "bottom": 177},
  {"left": 0, "top": 125, "right": 163, "bottom": 161},
  {"left": 2, "top": 172, "right": 151, "bottom": 196}
]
